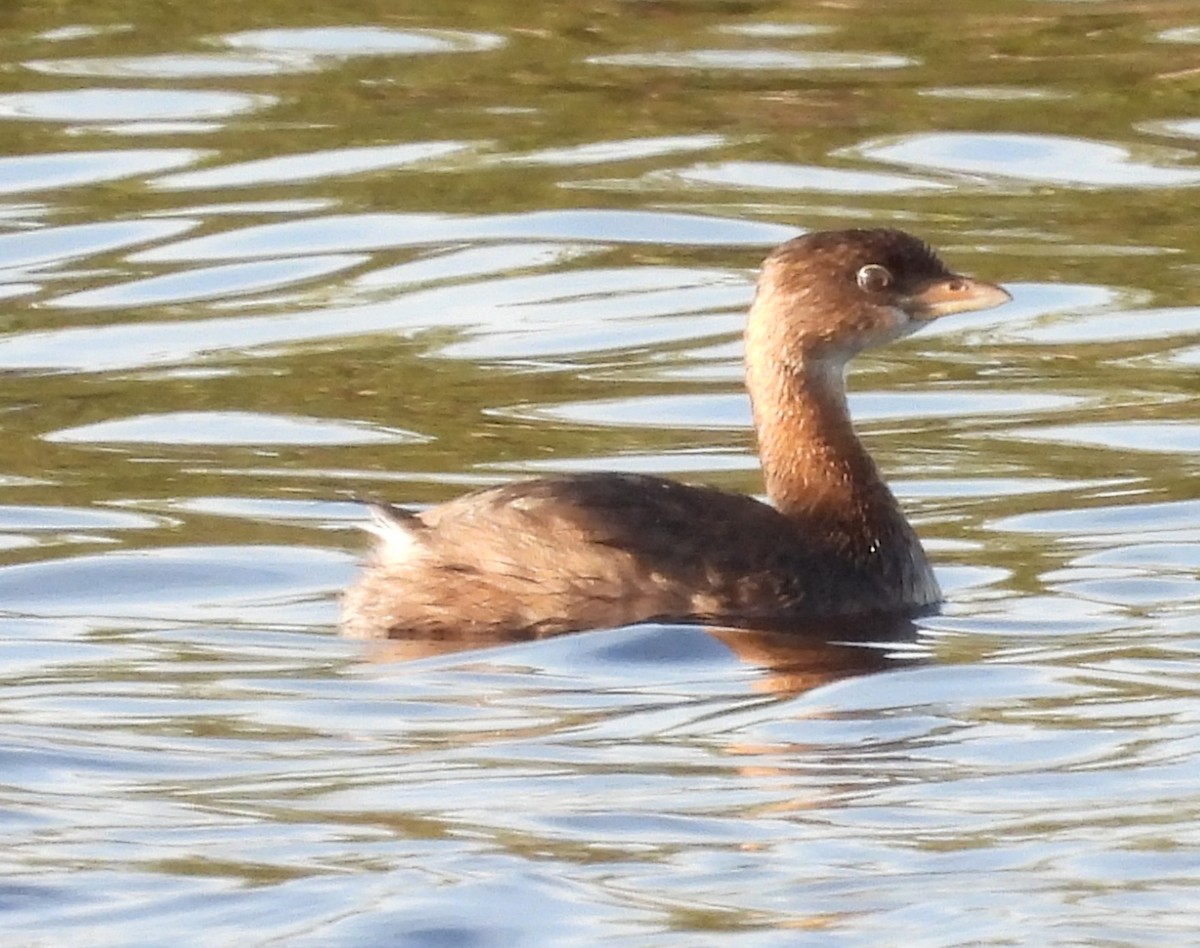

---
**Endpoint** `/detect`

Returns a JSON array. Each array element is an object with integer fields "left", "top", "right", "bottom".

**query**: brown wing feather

[{"left": 341, "top": 473, "right": 925, "bottom": 639}]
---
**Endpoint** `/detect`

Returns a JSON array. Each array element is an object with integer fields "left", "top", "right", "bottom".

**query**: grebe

[{"left": 341, "top": 228, "right": 1010, "bottom": 639}]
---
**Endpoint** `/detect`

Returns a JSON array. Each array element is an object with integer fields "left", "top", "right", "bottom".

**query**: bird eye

[{"left": 856, "top": 264, "right": 892, "bottom": 293}]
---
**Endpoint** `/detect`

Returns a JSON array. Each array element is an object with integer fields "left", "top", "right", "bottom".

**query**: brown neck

[
  {"left": 745, "top": 349, "right": 896, "bottom": 530},
  {"left": 744, "top": 344, "right": 943, "bottom": 611}
]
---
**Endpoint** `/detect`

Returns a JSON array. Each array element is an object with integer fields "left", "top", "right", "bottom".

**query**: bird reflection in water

[{"left": 358, "top": 612, "right": 926, "bottom": 701}]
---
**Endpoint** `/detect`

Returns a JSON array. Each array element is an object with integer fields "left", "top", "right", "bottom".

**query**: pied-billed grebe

[{"left": 341, "top": 228, "right": 1011, "bottom": 640}]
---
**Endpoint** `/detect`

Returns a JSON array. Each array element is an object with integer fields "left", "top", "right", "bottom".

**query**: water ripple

[
  {"left": 221, "top": 26, "right": 505, "bottom": 56},
  {"left": 48, "top": 254, "right": 367, "bottom": 309},
  {"left": 1158, "top": 26, "right": 1200, "bottom": 43},
  {"left": 1006, "top": 422, "right": 1200, "bottom": 454},
  {"left": 0, "top": 504, "right": 162, "bottom": 532},
  {"left": 0, "top": 265, "right": 745, "bottom": 371},
  {"left": 589, "top": 49, "right": 915, "bottom": 71},
  {"left": 715, "top": 23, "right": 835, "bottom": 39},
  {"left": 45, "top": 412, "right": 429, "bottom": 447},
  {"left": 25, "top": 53, "right": 315, "bottom": 79},
  {"left": 1143, "top": 119, "right": 1200, "bottom": 141},
  {"left": 0, "top": 545, "right": 348, "bottom": 621},
  {"left": 0, "top": 150, "right": 206, "bottom": 194},
  {"left": 1002, "top": 306, "right": 1200, "bottom": 344},
  {"left": 0, "top": 219, "right": 198, "bottom": 271},
  {"left": 850, "top": 132, "right": 1200, "bottom": 188},
  {"left": 151, "top": 142, "right": 473, "bottom": 191},
  {"left": 130, "top": 210, "right": 797, "bottom": 262},
  {"left": 991, "top": 500, "right": 1200, "bottom": 537},
  {"left": 492, "top": 134, "right": 725, "bottom": 167},
  {"left": 651, "top": 160, "right": 951, "bottom": 193},
  {"left": 0, "top": 88, "right": 275, "bottom": 122},
  {"left": 920, "top": 86, "right": 1072, "bottom": 101}
]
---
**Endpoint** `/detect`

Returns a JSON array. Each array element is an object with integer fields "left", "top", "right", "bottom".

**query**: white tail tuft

[{"left": 361, "top": 503, "right": 425, "bottom": 565}]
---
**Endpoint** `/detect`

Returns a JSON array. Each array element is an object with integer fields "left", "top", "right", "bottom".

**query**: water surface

[{"left": 2, "top": 1, "right": 1200, "bottom": 943}]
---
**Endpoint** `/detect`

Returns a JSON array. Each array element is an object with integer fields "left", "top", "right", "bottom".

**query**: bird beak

[{"left": 904, "top": 274, "right": 1012, "bottom": 321}]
